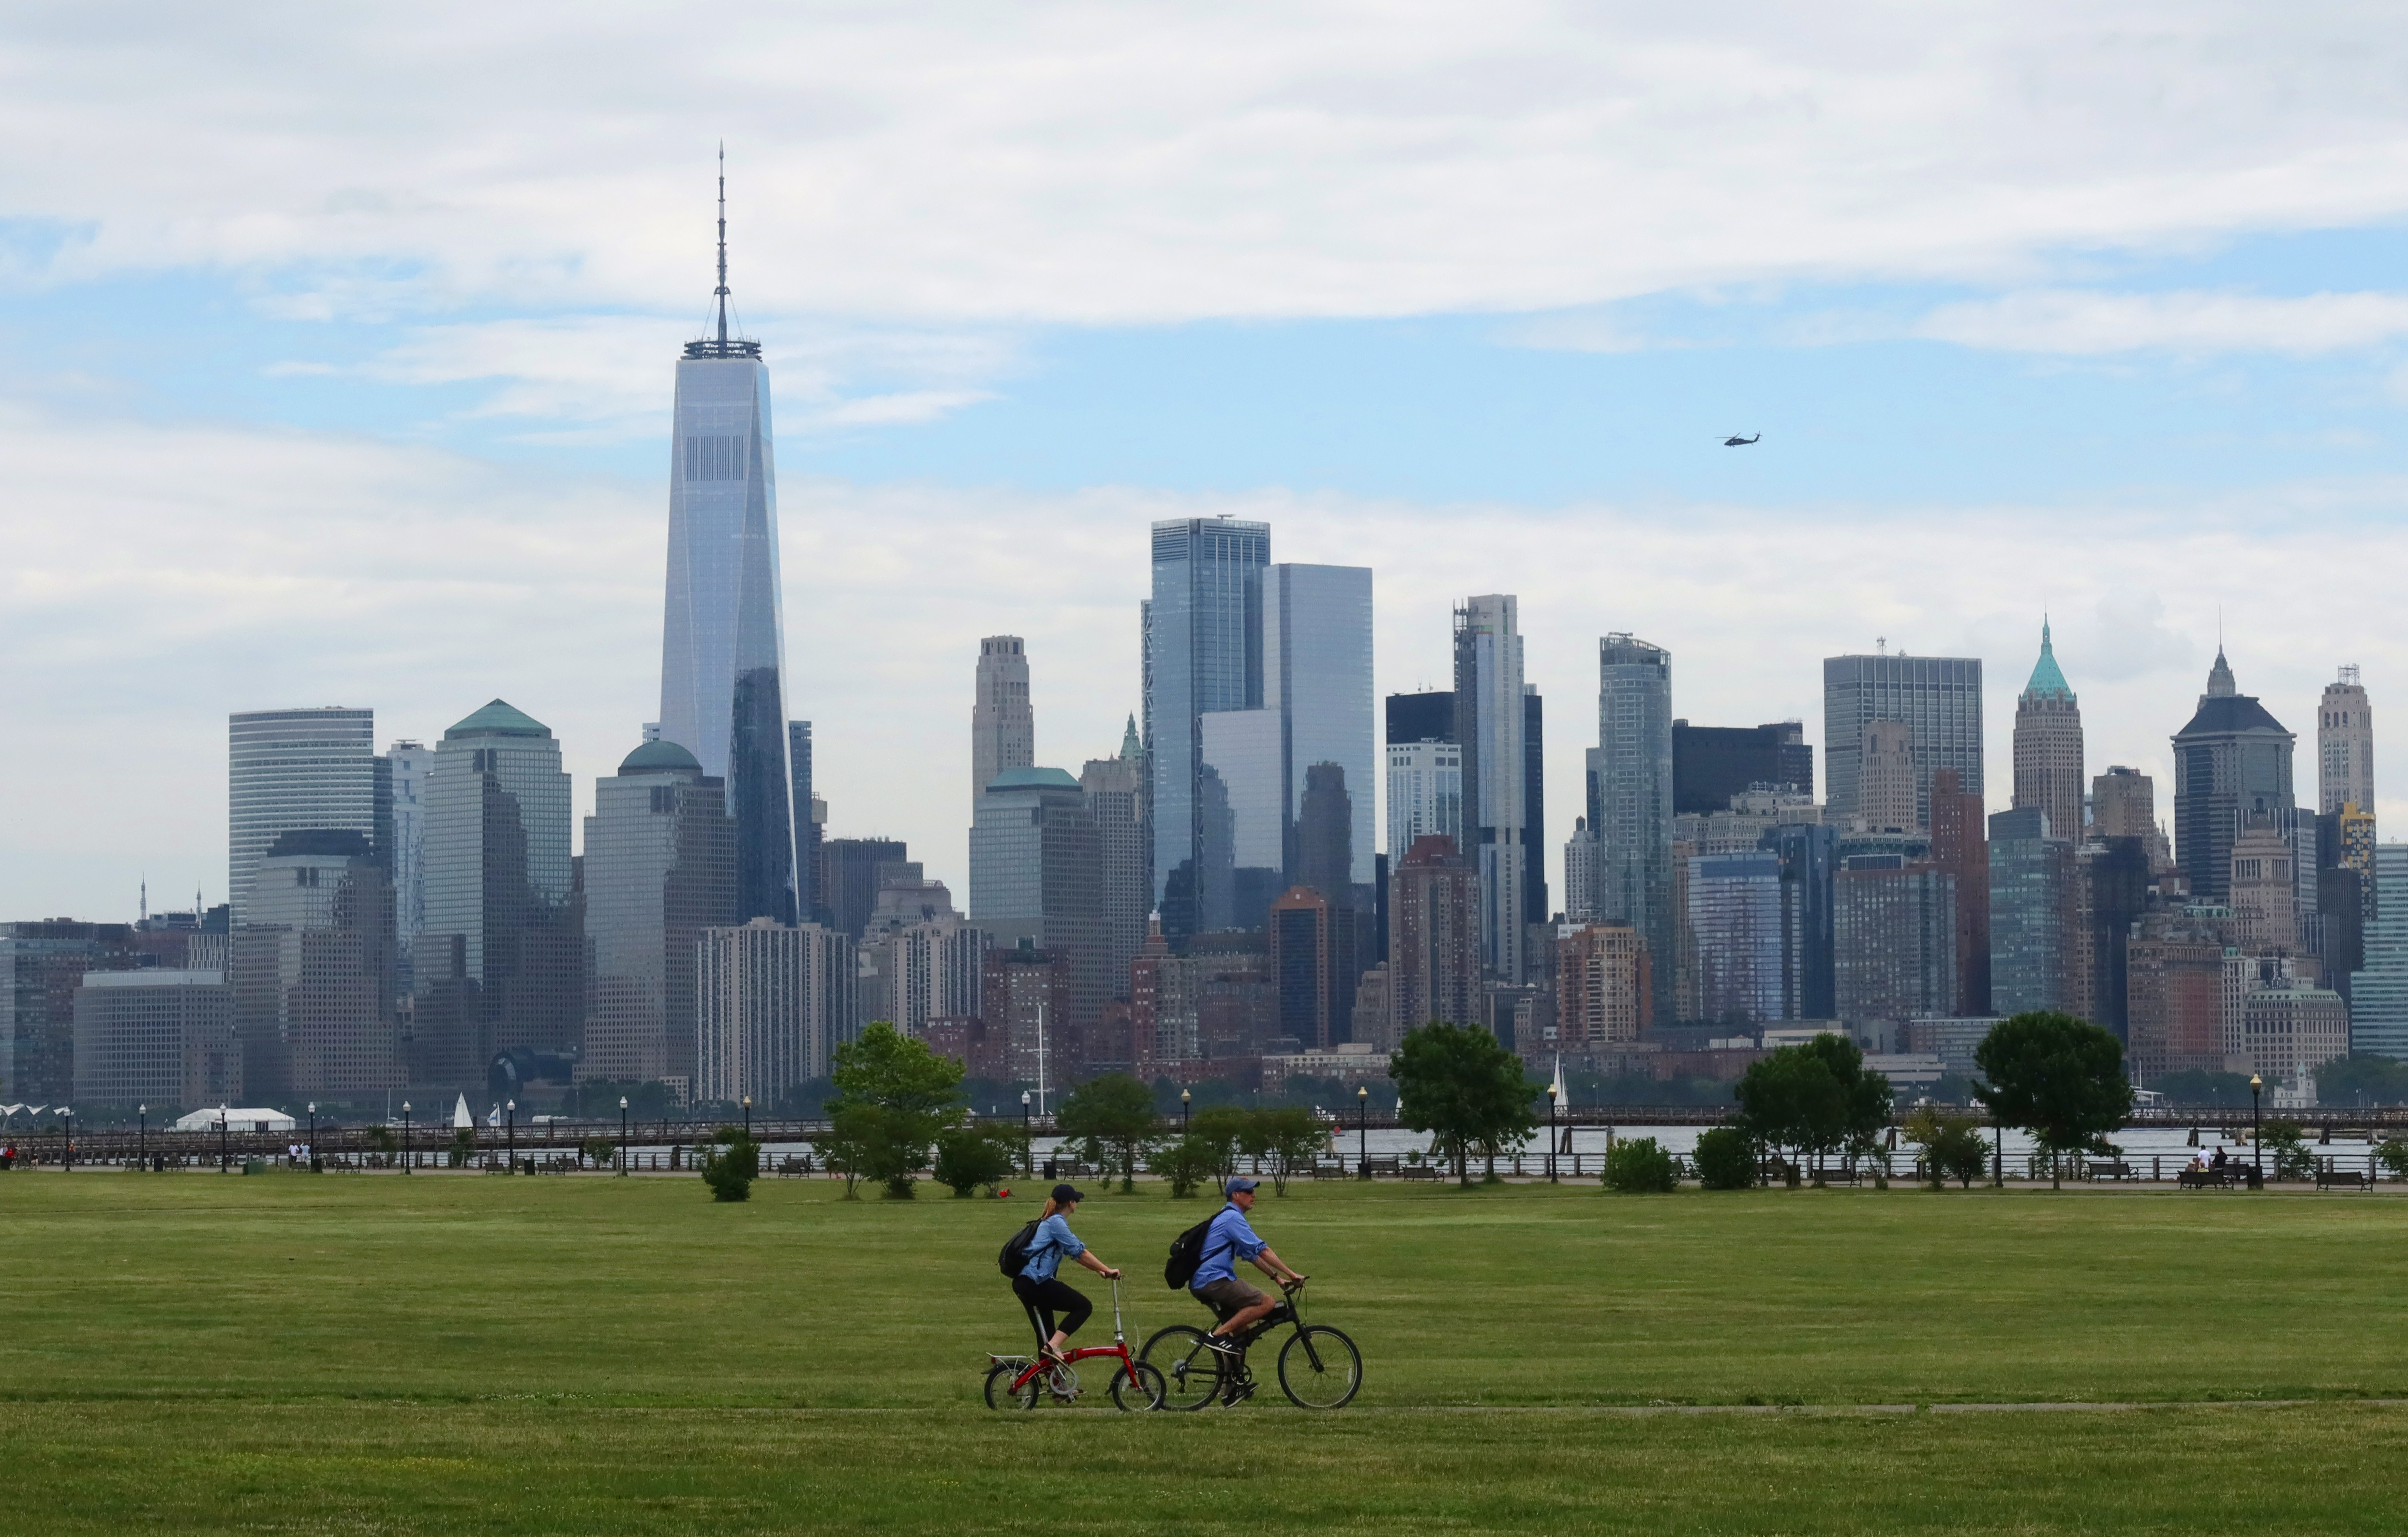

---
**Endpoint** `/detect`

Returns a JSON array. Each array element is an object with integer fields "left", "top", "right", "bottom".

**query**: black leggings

[{"left": 1013, "top": 1274, "right": 1093, "bottom": 1346}]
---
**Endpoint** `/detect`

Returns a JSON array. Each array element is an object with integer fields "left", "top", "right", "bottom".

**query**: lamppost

[
  {"left": 1991, "top": 1114, "right": 2004, "bottom": 1188},
  {"left": 219, "top": 1105, "right": 231, "bottom": 1173},
  {"left": 1021, "top": 1090, "right": 1033, "bottom": 1176},
  {"left": 742, "top": 1094, "right": 752, "bottom": 1142},
  {"left": 1545, "top": 1083, "right": 1559, "bottom": 1183},
  {"left": 506, "top": 1100, "right": 516, "bottom": 1171},
  {"left": 60, "top": 1107, "right": 72, "bottom": 1171},
  {"left": 1358, "top": 1084, "right": 1371, "bottom": 1179},
  {"left": 307, "top": 1103, "right": 317, "bottom": 1172},
  {"left": 401, "top": 1102, "right": 412, "bottom": 1173},
  {"left": 1181, "top": 1087, "right": 1191, "bottom": 1134},
  {"left": 618, "top": 1095, "right": 630, "bottom": 1177},
  {"left": 2250, "top": 1074, "right": 2264, "bottom": 1184},
  {"left": 137, "top": 1105, "right": 147, "bottom": 1171}
]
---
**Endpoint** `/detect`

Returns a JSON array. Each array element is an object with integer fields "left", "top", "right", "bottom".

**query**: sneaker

[{"left": 1203, "top": 1335, "right": 1243, "bottom": 1357}]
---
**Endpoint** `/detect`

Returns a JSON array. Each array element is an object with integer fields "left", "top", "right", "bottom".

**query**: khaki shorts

[{"left": 1192, "top": 1275, "right": 1269, "bottom": 1319}]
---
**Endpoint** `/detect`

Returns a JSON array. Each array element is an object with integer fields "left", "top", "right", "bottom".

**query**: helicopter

[{"left": 1722, "top": 433, "right": 1761, "bottom": 447}]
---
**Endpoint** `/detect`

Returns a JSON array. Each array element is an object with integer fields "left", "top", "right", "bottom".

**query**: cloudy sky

[{"left": 7, "top": 1, "right": 2408, "bottom": 918}]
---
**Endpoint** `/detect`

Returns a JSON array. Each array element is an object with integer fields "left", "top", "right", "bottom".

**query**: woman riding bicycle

[{"left": 1014, "top": 1183, "right": 1122, "bottom": 1361}]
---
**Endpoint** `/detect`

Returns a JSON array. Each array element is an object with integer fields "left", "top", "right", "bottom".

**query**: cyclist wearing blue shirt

[
  {"left": 1014, "top": 1183, "right": 1122, "bottom": 1361},
  {"left": 1190, "top": 1177, "right": 1303, "bottom": 1354}
]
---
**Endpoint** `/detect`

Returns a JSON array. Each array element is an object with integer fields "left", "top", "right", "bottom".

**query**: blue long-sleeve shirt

[{"left": 1019, "top": 1212, "right": 1087, "bottom": 1282}]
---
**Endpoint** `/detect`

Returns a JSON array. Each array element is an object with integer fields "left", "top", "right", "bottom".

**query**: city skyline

[{"left": 19, "top": 12, "right": 2408, "bottom": 920}]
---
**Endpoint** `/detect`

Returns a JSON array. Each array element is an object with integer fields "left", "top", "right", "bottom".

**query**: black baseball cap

[{"left": 1052, "top": 1183, "right": 1085, "bottom": 1204}]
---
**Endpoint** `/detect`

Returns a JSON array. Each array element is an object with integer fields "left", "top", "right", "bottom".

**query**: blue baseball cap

[{"left": 1225, "top": 1176, "right": 1258, "bottom": 1195}]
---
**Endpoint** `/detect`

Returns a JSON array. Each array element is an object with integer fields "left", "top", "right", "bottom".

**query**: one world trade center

[{"left": 658, "top": 157, "right": 799, "bottom": 923}]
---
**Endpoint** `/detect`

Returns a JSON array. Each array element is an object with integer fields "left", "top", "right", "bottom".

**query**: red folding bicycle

[{"left": 984, "top": 1277, "right": 1167, "bottom": 1411}]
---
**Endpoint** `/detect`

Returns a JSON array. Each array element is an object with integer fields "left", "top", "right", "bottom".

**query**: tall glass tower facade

[
  {"left": 1265, "top": 563, "right": 1376, "bottom": 888},
  {"left": 658, "top": 171, "right": 799, "bottom": 925},
  {"left": 1145, "top": 517, "right": 1271, "bottom": 919},
  {"left": 228, "top": 707, "right": 389, "bottom": 925}
]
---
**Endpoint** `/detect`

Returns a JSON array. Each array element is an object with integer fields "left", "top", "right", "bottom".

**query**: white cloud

[
  {"left": 6, "top": 399, "right": 2407, "bottom": 921},
  {"left": 1918, "top": 288, "right": 2408, "bottom": 355},
  {"left": 9, "top": 4, "right": 2408, "bottom": 323}
]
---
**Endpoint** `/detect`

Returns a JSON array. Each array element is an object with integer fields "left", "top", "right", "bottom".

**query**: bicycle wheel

[
  {"left": 1277, "top": 1325, "right": 1362, "bottom": 1409},
  {"left": 1139, "top": 1325, "right": 1224, "bottom": 1412},
  {"left": 1111, "top": 1360, "right": 1166, "bottom": 1412},
  {"left": 983, "top": 1360, "right": 1036, "bottom": 1411}
]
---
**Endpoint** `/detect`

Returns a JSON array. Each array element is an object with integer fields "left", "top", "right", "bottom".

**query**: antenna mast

[{"left": 716, "top": 142, "right": 730, "bottom": 347}]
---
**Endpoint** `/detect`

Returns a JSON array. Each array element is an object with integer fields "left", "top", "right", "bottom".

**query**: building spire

[{"left": 715, "top": 142, "right": 730, "bottom": 347}]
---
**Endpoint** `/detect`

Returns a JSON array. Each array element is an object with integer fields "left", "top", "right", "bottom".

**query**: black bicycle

[{"left": 1139, "top": 1278, "right": 1361, "bottom": 1410}]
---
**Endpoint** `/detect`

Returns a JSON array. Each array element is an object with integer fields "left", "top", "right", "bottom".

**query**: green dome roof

[
  {"left": 443, "top": 698, "right": 551, "bottom": 740},
  {"left": 2021, "top": 622, "right": 2074, "bottom": 703},
  {"left": 619, "top": 740, "right": 702, "bottom": 775},
  {"left": 985, "top": 766, "right": 1080, "bottom": 792}
]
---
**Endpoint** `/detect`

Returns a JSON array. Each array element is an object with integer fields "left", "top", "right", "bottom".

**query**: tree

[
  {"left": 1734, "top": 1035, "right": 1890, "bottom": 1178},
  {"left": 1055, "top": 1074, "right": 1160, "bottom": 1194},
  {"left": 700, "top": 1124, "right": 759, "bottom": 1202},
  {"left": 1902, "top": 1105, "right": 1989, "bottom": 1189},
  {"left": 2377, "top": 1139, "right": 2408, "bottom": 1182},
  {"left": 1154, "top": 1135, "right": 1220, "bottom": 1198},
  {"left": 578, "top": 1136, "right": 618, "bottom": 1170},
  {"left": 2311, "top": 1054, "right": 2408, "bottom": 1107},
  {"left": 932, "top": 1122, "right": 1021, "bottom": 1197},
  {"left": 1973, "top": 1011, "right": 2133, "bottom": 1188},
  {"left": 1187, "top": 1106, "right": 1254, "bottom": 1190},
  {"left": 1603, "top": 1136, "right": 1677, "bottom": 1194},
  {"left": 2148, "top": 1069, "right": 2257, "bottom": 1109},
  {"left": 829, "top": 1022, "right": 967, "bottom": 1198},
  {"left": 1690, "top": 1126, "right": 1757, "bottom": 1190},
  {"left": 1391, "top": 1022, "right": 1538, "bottom": 1187},
  {"left": 1246, "top": 1107, "right": 1327, "bottom": 1195},
  {"left": 2259, "top": 1119, "right": 2314, "bottom": 1183}
]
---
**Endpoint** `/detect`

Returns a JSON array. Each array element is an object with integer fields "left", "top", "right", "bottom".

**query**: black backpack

[
  {"left": 1164, "top": 1216, "right": 1216, "bottom": 1290},
  {"left": 998, "top": 1220, "right": 1041, "bottom": 1278}
]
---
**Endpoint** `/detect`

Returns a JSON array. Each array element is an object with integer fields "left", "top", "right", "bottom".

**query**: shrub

[
  {"left": 700, "top": 1126, "right": 759, "bottom": 1202},
  {"left": 1603, "top": 1136, "right": 1677, "bottom": 1194},
  {"left": 2378, "top": 1140, "right": 2408, "bottom": 1181},
  {"left": 932, "top": 1123, "right": 1020, "bottom": 1198},
  {"left": 1691, "top": 1127, "right": 1757, "bottom": 1190},
  {"left": 2260, "top": 1119, "right": 2313, "bottom": 1183},
  {"left": 579, "top": 1136, "right": 619, "bottom": 1170},
  {"left": 1153, "top": 1135, "right": 1220, "bottom": 1198}
]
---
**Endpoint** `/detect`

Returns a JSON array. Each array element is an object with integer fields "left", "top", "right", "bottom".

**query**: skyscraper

[
  {"left": 2012, "top": 621, "right": 2085, "bottom": 842},
  {"left": 972, "top": 637, "right": 1035, "bottom": 814},
  {"left": 1454, "top": 596, "right": 1527, "bottom": 982},
  {"left": 1762, "top": 821, "right": 1838, "bottom": 1021},
  {"left": 1591, "top": 634, "right": 1673, "bottom": 1019},
  {"left": 1, "top": 921, "right": 147, "bottom": 1101},
  {"left": 1929, "top": 768, "right": 1990, "bottom": 1016},
  {"left": 230, "top": 829, "right": 398, "bottom": 1101},
  {"left": 2350, "top": 846, "right": 2408, "bottom": 1060},
  {"left": 1672, "top": 721, "right": 1812, "bottom": 814},
  {"left": 1856, "top": 721, "right": 1921, "bottom": 833},
  {"left": 2093, "top": 765, "right": 2173, "bottom": 873},
  {"left": 229, "top": 707, "right": 389, "bottom": 925},
  {"left": 1823, "top": 652, "right": 1984, "bottom": 829},
  {"left": 2170, "top": 647, "right": 2295, "bottom": 903},
  {"left": 1270, "top": 886, "right": 1334, "bottom": 1048},
  {"left": 414, "top": 699, "right": 579, "bottom": 1089},
  {"left": 1266, "top": 564, "right": 1376, "bottom": 887},
  {"left": 1987, "top": 807, "right": 2071, "bottom": 1016},
  {"left": 72, "top": 970, "right": 239, "bottom": 1109},
  {"left": 1082, "top": 727, "right": 1150, "bottom": 1005},
  {"left": 1524, "top": 690, "right": 1547, "bottom": 926},
  {"left": 1834, "top": 857, "right": 1957, "bottom": 1026},
  {"left": 2319, "top": 666, "right": 2375, "bottom": 817},
  {"left": 657, "top": 160, "right": 799, "bottom": 925},
  {"left": 1556, "top": 923, "right": 1651, "bottom": 1050},
  {"left": 386, "top": 740, "right": 429, "bottom": 986},
  {"left": 696, "top": 917, "right": 854, "bottom": 1101},
  {"left": 1389, "top": 835, "right": 1480, "bottom": 1034},
  {"left": 582, "top": 740, "right": 736, "bottom": 1096},
  {"left": 1687, "top": 851, "right": 1783, "bottom": 1023},
  {"left": 1146, "top": 517, "right": 1271, "bottom": 915},
  {"left": 969, "top": 767, "right": 1106, "bottom": 1036},
  {"left": 789, "top": 720, "right": 820, "bottom": 924}
]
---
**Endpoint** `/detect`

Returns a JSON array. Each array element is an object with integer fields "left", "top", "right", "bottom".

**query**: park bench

[
  {"left": 2177, "top": 1168, "right": 2243, "bottom": 1189},
  {"left": 1309, "top": 1162, "right": 1349, "bottom": 1179},
  {"left": 2086, "top": 1160, "right": 2136, "bottom": 1181},
  {"left": 1360, "top": 1156, "right": 1401, "bottom": 1179},
  {"left": 777, "top": 1155, "right": 812, "bottom": 1177},
  {"left": 1401, "top": 1164, "right": 1441, "bottom": 1181},
  {"left": 2316, "top": 1167, "right": 2376, "bottom": 1192}
]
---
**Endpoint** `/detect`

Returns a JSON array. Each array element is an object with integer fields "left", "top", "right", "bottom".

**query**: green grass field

[{"left": 6, "top": 1170, "right": 2408, "bottom": 1533}]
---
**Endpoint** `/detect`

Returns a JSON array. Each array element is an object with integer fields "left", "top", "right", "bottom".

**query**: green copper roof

[
  {"left": 2021, "top": 622, "right": 2074, "bottom": 702},
  {"left": 986, "top": 766, "right": 1080, "bottom": 791},
  {"left": 619, "top": 739, "right": 702, "bottom": 775},
  {"left": 1120, "top": 713, "right": 1142, "bottom": 762},
  {"left": 443, "top": 698, "right": 551, "bottom": 740}
]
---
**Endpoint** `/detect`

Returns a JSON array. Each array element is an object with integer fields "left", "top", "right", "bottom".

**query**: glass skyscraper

[
  {"left": 228, "top": 707, "right": 389, "bottom": 925},
  {"left": 1265, "top": 563, "right": 1375, "bottom": 888},
  {"left": 1146, "top": 517, "right": 1271, "bottom": 917},
  {"left": 1592, "top": 634, "right": 1674, "bottom": 1020},
  {"left": 1823, "top": 654, "right": 1984, "bottom": 830},
  {"left": 658, "top": 174, "right": 799, "bottom": 925}
]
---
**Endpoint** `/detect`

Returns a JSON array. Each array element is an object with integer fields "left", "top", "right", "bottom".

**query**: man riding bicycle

[{"left": 1191, "top": 1176, "right": 1304, "bottom": 1355}]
